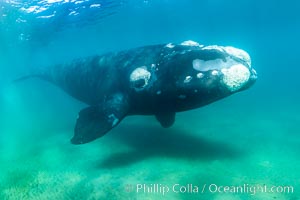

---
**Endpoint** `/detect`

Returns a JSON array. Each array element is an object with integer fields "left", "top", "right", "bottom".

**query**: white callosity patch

[
  {"left": 165, "top": 43, "right": 175, "bottom": 48},
  {"left": 193, "top": 58, "right": 238, "bottom": 72},
  {"left": 130, "top": 67, "right": 151, "bottom": 91},
  {"left": 108, "top": 114, "right": 119, "bottom": 126},
  {"left": 221, "top": 64, "right": 250, "bottom": 92},
  {"left": 184, "top": 76, "right": 192, "bottom": 83},
  {"left": 211, "top": 70, "right": 219, "bottom": 76},
  {"left": 202, "top": 45, "right": 224, "bottom": 52},
  {"left": 223, "top": 46, "right": 251, "bottom": 67},
  {"left": 192, "top": 59, "right": 201, "bottom": 70},
  {"left": 196, "top": 73, "right": 204, "bottom": 79},
  {"left": 180, "top": 40, "right": 203, "bottom": 47}
]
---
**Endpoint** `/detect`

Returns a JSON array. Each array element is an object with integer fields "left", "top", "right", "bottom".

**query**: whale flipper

[
  {"left": 71, "top": 93, "right": 129, "bottom": 144},
  {"left": 155, "top": 112, "right": 175, "bottom": 128}
]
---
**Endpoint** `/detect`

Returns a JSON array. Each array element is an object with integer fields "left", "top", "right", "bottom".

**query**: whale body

[{"left": 17, "top": 40, "right": 257, "bottom": 144}]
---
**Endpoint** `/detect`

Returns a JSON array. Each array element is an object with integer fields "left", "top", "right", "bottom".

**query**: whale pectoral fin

[
  {"left": 155, "top": 112, "right": 176, "bottom": 128},
  {"left": 71, "top": 94, "right": 129, "bottom": 145}
]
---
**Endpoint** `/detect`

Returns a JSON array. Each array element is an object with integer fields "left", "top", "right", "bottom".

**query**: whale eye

[
  {"left": 130, "top": 67, "right": 151, "bottom": 91},
  {"left": 134, "top": 79, "right": 146, "bottom": 88}
]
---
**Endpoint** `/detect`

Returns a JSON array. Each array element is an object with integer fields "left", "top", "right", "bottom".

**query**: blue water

[{"left": 1, "top": 0, "right": 300, "bottom": 199}]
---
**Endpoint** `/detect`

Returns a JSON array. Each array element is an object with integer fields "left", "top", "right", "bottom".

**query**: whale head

[{"left": 163, "top": 40, "right": 257, "bottom": 111}]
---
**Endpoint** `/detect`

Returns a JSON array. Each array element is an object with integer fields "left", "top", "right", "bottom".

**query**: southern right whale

[{"left": 16, "top": 40, "right": 257, "bottom": 144}]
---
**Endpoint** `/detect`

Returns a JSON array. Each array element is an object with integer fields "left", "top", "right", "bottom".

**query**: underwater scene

[{"left": 0, "top": 0, "right": 300, "bottom": 199}]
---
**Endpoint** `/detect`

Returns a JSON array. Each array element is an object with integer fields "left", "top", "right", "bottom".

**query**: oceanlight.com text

[
  {"left": 125, "top": 183, "right": 294, "bottom": 196},
  {"left": 207, "top": 183, "right": 294, "bottom": 195}
]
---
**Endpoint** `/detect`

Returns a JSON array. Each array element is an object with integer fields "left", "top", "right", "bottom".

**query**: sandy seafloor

[
  {"left": 1, "top": 82, "right": 299, "bottom": 200},
  {"left": 1, "top": 0, "right": 300, "bottom": 199}
]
